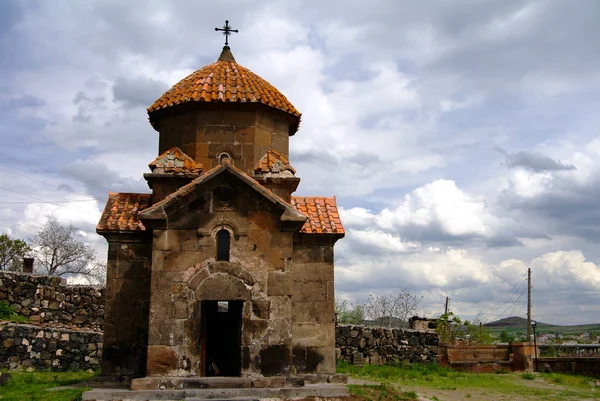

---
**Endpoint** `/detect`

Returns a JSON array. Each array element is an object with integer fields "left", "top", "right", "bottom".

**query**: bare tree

[
  {"left": 364, "top": 290, "right": 423, "bottom": 328},
  {"left": 32, "top": 218, "right": 99, "bottom": 280},
  {"left": 0, "top": 233, "right": 30, "bottom": 271}
]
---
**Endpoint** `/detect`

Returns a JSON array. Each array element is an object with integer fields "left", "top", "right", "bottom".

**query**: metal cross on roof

[{"left": 215, "top": 20, "right": 239, "bottom": 46}]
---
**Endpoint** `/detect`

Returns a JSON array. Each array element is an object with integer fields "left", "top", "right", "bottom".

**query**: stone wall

[
  {"left": 0, "top": 322, "right": 103, "bottom": 371},
  {"left": 336, "top": 324, "right": 439, "bottom": 365},
  {"left": 536, "top": 357, "right": 600, "bottom": 377},
  {"left": 0, "top": 271, "right": 104, "bottom": 331},
  {"left": 438, "top": 343, "right": 534, "bottom": 373}
]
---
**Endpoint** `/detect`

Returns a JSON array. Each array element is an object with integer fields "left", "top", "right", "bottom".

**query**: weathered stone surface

[
  {"left": 0, "top": 271, "right": 104, "bottom": 331},
  {"left": 0, "top": 322, "right": 102, "bottom": 371},
  {"left": 251, "top": 376, "right": 286, "bottom": 388},
  {"left": 336, "top": 324, "right": 439, "bottom": 366},
  {"left": 195, "top": 273, "right": 251, "bottom": 300},
  {"left": 147, "top": 345, "right": 178, "bottom": 375}
]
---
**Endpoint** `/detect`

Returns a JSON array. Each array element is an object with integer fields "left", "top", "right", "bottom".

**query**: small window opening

[
  {"left": 217, "top": 301, "right": 229, "bottom": 313},
  {"left": 219, "top": 152, "right": 231, "bottom": 164},
  {"left": 217, "top": 229, "right": 230, "bottom": 261}
]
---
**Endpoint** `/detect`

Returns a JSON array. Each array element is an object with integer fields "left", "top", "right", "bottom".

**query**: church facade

[{"left": 97, "top": 45, "right": 344, "bottom": 380}]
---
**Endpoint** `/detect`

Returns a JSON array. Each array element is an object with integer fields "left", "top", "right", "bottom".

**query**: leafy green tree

[
  {"left": 335, "top": 299, "right": 365, "bottom": 324},
  {"left": 0, "top": 233, "right": 30, "bottom": 271},
  {"left": 499, "top": 330, "right": 515, "bottom": 343},
  {"left": 464, "top": 320, "right": 493, "bottom": 345},
  {"left": 436, "top": 312, "right": 462, "bottom": 344},
  {"left": 435, "top": 312, "right": 492, "bottom": 345}
]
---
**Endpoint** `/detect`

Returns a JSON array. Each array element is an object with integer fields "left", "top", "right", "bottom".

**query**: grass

[
  {"left": 0, "top": 371, "right": 95, "bottom": 401},
  {"left": 1, "top": 314, "right": 29, "bottom": 323},
  {"left": 348, "top": 383, "right": 419, "bottom": 401},
  {"left": 337, "top": 360, "right": 600, "bottom": 400}
]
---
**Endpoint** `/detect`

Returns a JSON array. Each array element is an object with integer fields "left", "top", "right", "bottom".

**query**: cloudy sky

[{"left": 1, "top": 0, "right": 600, "bottom": 325}]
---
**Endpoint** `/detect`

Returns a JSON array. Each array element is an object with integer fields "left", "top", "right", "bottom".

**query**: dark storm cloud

[
  {"left": 60, "top": 160, "right": 148, "bottom": 203},
  {"left": 302, "top": 0, "right": 600, "bottom": 94},
  {"left": 502, "top": 150, "right": 575, "bottom": 172},
  {"left": 112, "top": 77, "right": 169, "bottom": 109}
]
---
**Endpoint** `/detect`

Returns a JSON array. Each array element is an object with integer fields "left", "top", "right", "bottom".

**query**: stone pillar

[{"left": 511, "top": 342, "right": 535, "bottom": 372}]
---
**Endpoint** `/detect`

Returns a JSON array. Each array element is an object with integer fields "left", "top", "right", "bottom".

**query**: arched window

[
  {"left": 217, "top": 229, "right": 230, "bottom": 261},
  {"left": 218, "top": 152, "right": 231, "bottom": 165}
]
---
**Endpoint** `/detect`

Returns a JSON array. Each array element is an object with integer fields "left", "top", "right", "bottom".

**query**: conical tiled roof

[
  {"left": 148, "top": 147, "right": 202, "bottom": 175},
  {"left": 148, "top": 46, "right": 301, "bottom": 131},
  {"left": 254, "top": 149, "right": 296, "bottom": 175}
]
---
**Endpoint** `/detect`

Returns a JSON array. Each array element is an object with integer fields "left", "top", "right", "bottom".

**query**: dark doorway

[{"left": 201, "top": 300, "right": 243, "bottom": 376}]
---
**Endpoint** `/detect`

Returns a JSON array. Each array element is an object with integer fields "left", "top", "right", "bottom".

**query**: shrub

[
  {"left": 0, "top": 301, "right": 14, "bottom": 320},
  {"left": 521, "top": 372, "right": 535, "bottom": 380}
]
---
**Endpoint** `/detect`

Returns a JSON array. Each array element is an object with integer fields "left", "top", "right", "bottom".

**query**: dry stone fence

[
  {"left": 0, "top": 271, "right": 104, "bottom": 371},
  {"left": 0, "top": 271, "right": 104, "bottom": 330},
  {"left": 0, "top": 271, "right": 439, "bottom": 371},
  {"left": 0, "top": 322, "right": 102, "bottom": 371},
  {"left": 336, "top": 324, "right": 439, "bottom": 365}
]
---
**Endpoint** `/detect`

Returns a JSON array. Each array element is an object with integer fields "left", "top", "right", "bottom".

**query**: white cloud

[
  {"left": 3, "top": 0, "right": 600, "bottom": 325},
  {"left": 531, "top": 250, "right": 600, "bottom": 292}
]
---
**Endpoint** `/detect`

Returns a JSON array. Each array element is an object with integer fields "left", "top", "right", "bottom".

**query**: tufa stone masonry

[
  {"left": 96, "top": 45, "right": 345, "bottom": 384},
  {"left": 0, "top": 271, "right": 104, "bottom": 331}
]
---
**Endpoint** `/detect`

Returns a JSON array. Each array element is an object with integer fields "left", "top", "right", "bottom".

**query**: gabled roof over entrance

[
  {"left": 97, "top": 164, "right": 345, "bottom": 236},
  {"left": 138, "top": 162, "right": 307, "bottom": 225}
]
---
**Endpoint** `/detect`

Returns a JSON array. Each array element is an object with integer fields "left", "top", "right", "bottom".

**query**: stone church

[{"left": 97, "top": 44, "right": 344, "bottom": 383}]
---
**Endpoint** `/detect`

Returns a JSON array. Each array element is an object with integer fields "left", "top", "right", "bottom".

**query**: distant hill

[
  {"left": 484, "top": 316, "right": 600, "bottom": 336},
  {"left": 485, "top": 317, "right": 549, "bottom": 328}
]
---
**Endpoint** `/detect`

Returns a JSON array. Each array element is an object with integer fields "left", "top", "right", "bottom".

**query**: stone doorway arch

[{"left": 188, "top": 261, "right": 256, "bottom": 377}]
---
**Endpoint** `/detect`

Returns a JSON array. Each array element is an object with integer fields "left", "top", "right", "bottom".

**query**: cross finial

[{"left": 215, "top": 20, "right": 239, "bottom": 47}]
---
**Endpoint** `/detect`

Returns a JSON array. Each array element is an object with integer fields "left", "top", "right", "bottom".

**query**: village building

[{"left": 96, "top": 39, "right": 345, "bottom": 386}]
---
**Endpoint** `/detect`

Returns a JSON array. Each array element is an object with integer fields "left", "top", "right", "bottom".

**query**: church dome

[{"left": 148, "top": 46, "right": 301, "bottom": 131}]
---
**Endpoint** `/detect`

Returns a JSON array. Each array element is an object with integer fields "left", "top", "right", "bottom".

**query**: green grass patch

[
  {"left": 0, "top": 301, "right": 28, "bottom": 323},
  {"left": 2, "top": 314, "right": 29, "bottom": 323},
  {"left": 0, "top": 371, "right": 95, "bottom": 401},
  {"left": 521, "top": 372, "right": 535, "bottom": 380},
  {"left": 338, "top": 361, "right": 600, "bottom": 400},
  {"left": 347, "top": 383, "right": 419, "bottom": 401}
]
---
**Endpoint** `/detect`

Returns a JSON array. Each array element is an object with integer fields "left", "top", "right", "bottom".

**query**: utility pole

[
  {"left": 445, "top": 297, "right": 449, "bottom": 316},
  {"left": 443, "top": 296, "right": 450, "bottom": 341},
  {"left": 527, "top": 268, "right": 532, "bottom": 341}
]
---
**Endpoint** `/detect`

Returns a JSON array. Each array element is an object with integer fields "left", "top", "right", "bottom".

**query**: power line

[
  {"left": 480, "top": 273, "right": 528, "bottom": 323},
  {"left": 0, "top": 199, "right": 96, "bottom": 204},
  {"left": 0, "top": 166, "right": 94, "bottom": 200},
  {"left": 487, "top": 286, "right": 528, "bottom": 323},
  {"left": 0, "top": 185, "right": 99, "bottom": 217}
]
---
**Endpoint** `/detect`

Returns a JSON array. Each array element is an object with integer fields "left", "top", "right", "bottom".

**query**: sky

[{"left": 1, "top": 0, "right": 600, "bottom": 326}]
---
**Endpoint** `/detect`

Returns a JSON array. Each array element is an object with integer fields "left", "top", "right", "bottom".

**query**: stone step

[{"left": 82, "top": 385, "right": 350, "bottom": 401}]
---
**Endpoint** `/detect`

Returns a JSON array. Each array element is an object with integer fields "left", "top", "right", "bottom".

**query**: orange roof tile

[
  {"left": 291, "top": 196, "right": 345, "bottom": 235},
  {"left": 96, "top": 180, "right": 344, "bottom": 236},
  {"left": 148, "top": 47, "right": 301, "bottom": 131},
  {"left": 97, "top": 193, "right": 151, "bottom": 232},
  {"left": 149, "top": 147, "right": 202, "bottom": 175},
  {"left": 254, "top": 149, "right": 296, "bottom": 175}
]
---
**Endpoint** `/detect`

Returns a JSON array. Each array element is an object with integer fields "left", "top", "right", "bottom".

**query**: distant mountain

[
  {"left": 484, "top": 316, "right": 600, "bottom": 336},
  {"left": 484, "top": 316, "right": 549, "bottom": 328}
]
